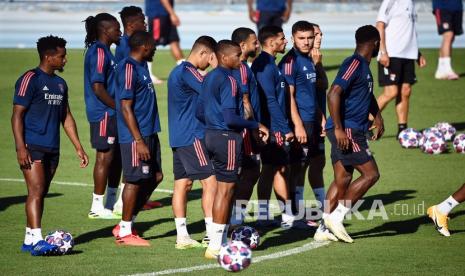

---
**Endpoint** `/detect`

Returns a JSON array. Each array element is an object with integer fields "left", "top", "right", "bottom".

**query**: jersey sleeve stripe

[
  {"left": 228, "top": 76, "right": 237, "bottom": 96},
  {"left": 18, "top": 71, "right": 35, "bottom": 97},
  {"left": 97, "top": 48, "right": 105, "bottom": 74},
  {"left": 125, "top": 63, "right": 133, "bottom": 90},
  {"left": 240, "top": 63, "right": 248, "bottom": 85},
  {"left": 285, "top": 56, "right": 294, "bottom": 76},
  {"left": 186, "top": 66, "right": 203, "bottom": 82},
  {"left": 342, "top": 59, "right": 360, "bottom": 80}
]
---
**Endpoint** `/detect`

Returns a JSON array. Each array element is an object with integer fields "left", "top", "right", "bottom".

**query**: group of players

[{"left": 12, "top": 0, "right": 464, "bottom": 258}]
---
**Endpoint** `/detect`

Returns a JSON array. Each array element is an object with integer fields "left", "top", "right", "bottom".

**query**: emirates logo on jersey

[{"left": 44, "top": 93, "right": 63, "bottom": 105}]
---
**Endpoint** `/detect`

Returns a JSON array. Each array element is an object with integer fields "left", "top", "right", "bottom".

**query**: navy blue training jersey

[
  {"left": 145, "top": 0, "right": 173, "bottom": 17},
  {"left": 84, "top": 41, "right": 117, "bottom": 123},
  {"left": 251, "top": 51, "right": 291, "bottom": 135},
  {"left": 433, "top": 0, "right": 462, "bottom": 11},
  {"left": 13, "top": 68, "right": 68, "bottom": 149},
  {"left": 199, "top": 66, "right": 241, "bottom": 131},
  {"left": 168, "top": 61, "right": 206, "bottom": 148},
  {"left": 257, "top": 0, "right": 286, "bottom": 12},
  {"left": 231, "top": 61, "right": 261, "bottom": 122},
  {"left": 326, "top": 54, "right": 374, "bottom": 132},
  {"left": 115, "top": 57, "right": 160, "bottom": 143},
  {"left": 279, "top": 48, "right": 318, "bottom": 123},
  {"left": 115, "top": 34, "right": 130, "bottom": 63}
]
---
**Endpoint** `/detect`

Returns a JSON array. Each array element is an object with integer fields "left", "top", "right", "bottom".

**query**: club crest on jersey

[
  {"left": 107, "top": 136, "right": 115, "bottom": 144},
  {"left": 443, "top": 22, "right": 449, "bottom": 30},
  {"left": 142, "top": 165, "right": 150, "bottom": 174},
  {"left": 390, "top": 74, "right": 396, "bottom": 81}
]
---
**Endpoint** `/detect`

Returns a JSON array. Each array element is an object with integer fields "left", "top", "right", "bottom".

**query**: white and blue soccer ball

[
  {"left": 218, "top": 241, "right": 252, "bottom": 272},
  {"left": 420, "top": 128, "right": 444, "bottom": 147},
  {"left": 435, "top": 122, "right": 456, "bottom": 141},
  {"left": 398, "top": 128, "right": 423, "bottom": 148},
  {"left": 453, "top": 133, "right": 465, "bottom": 154},
  {"left": 420, "top": 135, "right": 446, "bottom": 154},
  {"left": 45, "top": 230, "right": 74, "bottom": 255},
  {"left": 231, "top": 226, "right": 260, "bottom": 250}
]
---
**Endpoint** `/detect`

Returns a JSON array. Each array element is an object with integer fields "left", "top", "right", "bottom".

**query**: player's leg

[
  {"left": 272, "top": 165, "right": 295, "bottom": 228},
  {"left": 435, "top": 8, "right": 460, "bottom": 79},
  {"left": 289, "top": 142, "right": 307, "bottom": 216},
  {"left": 256, "top": 164, "right": 274, "bottom": 225},
  {"left": 105, "top": 144, "right": 121, "bottom": 210},
  {"left": 147, "top": 16, "right": 163, "bottom": 84},
  {"left": 200, "top": 175, "right": 217, "bottom": 246},
  {"left": 395, "top": 83, "right": 411, "bottom": 129},
  {"left": 231, "top": 163, "right": 260, "bottom": 227},
  {"left": 345, "top": 160, "right": 380, "bottom": 205},
  {"left": 167, "top": 20, "right": 184, "bottom": 63}
]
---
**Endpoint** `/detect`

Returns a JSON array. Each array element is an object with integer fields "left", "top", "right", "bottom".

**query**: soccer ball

[
  {"left": 398, "top": 128, "right": 423, "bottom": 148},
  {"left": 435, "top": 122, "right": 456, "bottom": 141},
  {"left": 45, "top": 230, "right": 74, "bottom": 255},
  {"left": 453, "top": 133, "right": 465, "bottom": 153},
  {"left": 420, "top": 128, "right": 444, "bottom": 147},
  {"left": 420, "top": 135, "right": 446, "bottom": 154},
  {"left": 231, "top": 226, "right": 260, "bottom": 249},
  {"left": 218, "top": 241, "right": 252, "bottom": 272}
]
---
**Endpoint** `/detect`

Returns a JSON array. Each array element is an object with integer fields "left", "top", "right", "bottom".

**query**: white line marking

[
  {"left": 128, "top": 241, "right": 330, "bottom": 275},
  {"left": 0, "top": 178, "right": 174, "bottom": 194}
]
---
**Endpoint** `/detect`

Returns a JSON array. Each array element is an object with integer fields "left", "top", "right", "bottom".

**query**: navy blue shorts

[
  {"left": 290, "top": 121, "right": 325, "bottom": 163},
  {"left": 26, "top": 144, "right": 59, "bottom": 168},
  {"left": 148, "top": 16, "right": 180, "bottom": 46},
  {"left": 261, "top": 131, "right": 290, "bottom": 166},
  {"left": 327, "top": 128, "right": 374, "bottom": 166},
  {"left": 256, "top": 10, "right": 284, "bottom": 30},
  {"left": 434, "top": 9, "right": 463, "bottom": 35},
  {"left": 120, "top": 134, "right": 162, "bottom": 183},
  {"left": 242, "top": 129, "right": 261, "bottom": 169},
  {"left": 89, "top": 113, "right": 117, "bottom": 151},
  {"left": 172, "top": 138, "right": 214, "bottom": 181},
  {"left": 205, "top": 130, "right": 243, "bottom": 183}
]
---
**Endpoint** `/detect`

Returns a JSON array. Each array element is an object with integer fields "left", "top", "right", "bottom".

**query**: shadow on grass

[
  {"left": 144, "top": 188, "right": 203, "bottom": 211},
  {"left": 451, "top": 121, "right": 465, "bottom": 132},
  {"left": 351, "top": 210, "right": 465, "bottom": 240},
  {"left": 358, "top": 190, "right": 417, "bottom": 211},
  {"left": 0, "top": 193, "right": 62, "bottom": 212},
  {"left": 146, "top": 218, "right": 207, "bottom": 240}
]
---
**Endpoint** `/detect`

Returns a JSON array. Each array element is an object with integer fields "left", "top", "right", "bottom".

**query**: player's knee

[
  {"left": 365, "top": 171, "right": 380, "bottom": 185},
  {"left": 401, "top": 86, "right": 411, "bottom": 98}
]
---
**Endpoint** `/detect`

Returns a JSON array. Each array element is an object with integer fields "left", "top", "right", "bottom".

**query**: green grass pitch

[{"left": 0, "top": 48, "right": 464, "bottom": 275}]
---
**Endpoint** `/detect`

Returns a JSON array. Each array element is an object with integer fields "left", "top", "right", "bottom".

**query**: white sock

[
  {"left": 30, "top": 228, "right": 43, "bottom": 244},
  {"left": 438, "top": 57, "right": 452, "bottom": 72},
  {"left": 258, "top": 201, "right": 269, "bottom": 220},
  {"left": 208, "top": 223, "right": 225, "bottom": 251},
  {"left": 24, "top": 227, "right": 33, "bottom": 245},
  {"left": 91, "top": 193, "right": 104, "bottom": 212},
  {"left": 330, "top": 203, "right": 350, "bottom": 223},
  {"left": 204, "top": 217, "right": 212, "bottom": 238},
  {"left": 230, "top": 205, "right": 244, "bottom": 226},
  {"left": 175, "top": 217, "right": 189, "bottom": 238},
  {"left": 437, "top": 196, "right": 460, "bottom": 215},
  {"left": 176, "top": 59, "right": 185, "bottom": 65},
  {"left": 119, "top": 220, "right": 132, "bottom": 237},
  {"left": 281, "top": 212, "right": 295, "bottom": 223},
  {"left": 295, "top": 186, "right": 305, "bottom": 210},
  {"left": 313, "top": 187, "right": 326, "bottom": 211},
  {"left": 105, "top": 187, "right": 118, "bottom": 210}
]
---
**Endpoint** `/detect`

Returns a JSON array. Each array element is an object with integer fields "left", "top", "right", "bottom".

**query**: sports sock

[
  {"left": 119, "top": 220, "right": 132, "bottom": 237},
  {"left": 204, "top": 217, "right": 212, "bottom": 237},
  {"left": 24, "top": 227, "right": 33, "bottom": 245},
  {"left": 437, "top": 196, "right": 460, "bottom": 215},
  {"left": 312, "top": 187, "right": 326, "bottom": 211},
  {"left": 398, "top": 123, "right": 408, "bottom": 136},
  {"left": 439, "top": 57, "right": 452, "bottom": 72},
  {"left": 30, "top": 228, "right": 43, "bottom": 244},
  {"left": 330, "top": 203, "right": 350, "bottom": 223},
  {"left": 281, "top": 212, "right": 295, "bottom": 224},
  {"left": 208, "top": 223, "right": 226, "bottom": 251},
  {"left": 91, "top": 193, "right": 104, "bottom": 212},
  {"left": 104, "top": 187, "right": 118, "bottom": 210},
  {"left": 175, "top": 217, "right": 189, "bottom": 238}
]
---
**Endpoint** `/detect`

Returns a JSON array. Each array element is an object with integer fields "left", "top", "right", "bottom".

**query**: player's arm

[
  {"left": 11, "top": 105, "right": 32, "bottom": 169},
  {"left": 121, "top": 99, "right": 150, "bottom": 161},
  {"left": 327, "top": 84, "right": 349, "bottom": 150},
  {"left": 247, "top": 0, "right": 257, "bottom": 23},
  {"left": 369, "top": 94, "right": 384, "bottom": 140},
  {"left": 89, "top": 48, "right": 115, "bottom": 109},
  {"left": 312, "top": 49, "right": 328, "bottom": 92},
  {"left": 161, "top": 0, "right": 180, "bottom": 26},
  {"left": 242, "top": 93, "right": 254, "bottom": 120},
  {"left": 92, "top": 83, "right": 115, "bottom": 109},
  {"left": 417, "top": 51, "right": 427, "bottom": 68},
  {"left": 288, "top": 84, "right": 306, "bottom": 144},
  {"left": 376, "top": 0, "right": 390, "bottom": 67},
  {"left": 282, "top": 0, "right": 293, "bottom": 22},
  {"left": 62, "top": 103, "right": 89, "bottom": 168}
]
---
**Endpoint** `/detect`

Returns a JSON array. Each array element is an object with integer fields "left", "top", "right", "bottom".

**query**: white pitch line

[
  {"left": 0, "top": 178, "right": 174, "bottom": 194},
  {"left": 128, "top": 241, "right": 330, "bottom": 276}
]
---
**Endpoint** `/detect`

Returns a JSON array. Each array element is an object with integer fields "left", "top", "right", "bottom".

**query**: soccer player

[
  {"left": 230, "top": 27, "right": 261, "bottom": 227},
  {"left": 375, "top": 0, "right": 426, "bottom": 136},
  {"left": 252, "top": 25, "right": 295, "bottom": 229},
  {"left": 168, "top": 36, "right": 218, "bottom": 249},
  {"left": 278, "top": 21, "right": 326, "bottom": 227},
  {"left": 12, "top": 35, "right": 89, "bottom": 256},
  {"left": 83, "top": 13, "right": 122, "bottom": 219},
  {"left": 247, "top": 0, "right": 293, "bottom": 30},
  {"left": 427, "top": 183, "right": 465, "bottom": 236},
  {"left": 113, "top": 31, "right": 163, "bottom": 246},
  {"left": 433, "top": 0, "right": 463, "bottom": 80},
  {"left": 145, "top": 0, "right": 185, "bottom": 83},
  {"left": 323, "top": 25, "right": 384, "bottom": 243},
  {"left": 197, "top": 40, "right": 268, "bottom": 259}
]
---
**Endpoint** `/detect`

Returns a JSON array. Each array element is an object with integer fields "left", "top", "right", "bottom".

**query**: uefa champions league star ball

[
  {"left": 45, "top": 230, "right": 74, "bottom": 255},
  {"left": 453, "top": 133, "right": 465, "bottom": 153},
  {"left": 435, "top": 122, "right": 456, "bottom": 141},
  {"left": 231, "top": 226, "right": 260, "bottom": 249},
  {"left": 420, "top": 128, "right": 444, "bottom": 147},
  {"left": 420, "top": 135, "right": 446, "bottom": 154},
  {"left": 218, "top": 241, "right": 252, "bottom": 272},
  {"left": 398, "top": 128, "right": 423, "bottom": 148}
]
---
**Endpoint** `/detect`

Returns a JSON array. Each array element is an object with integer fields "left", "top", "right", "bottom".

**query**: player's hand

[
  {"left": 170, "top": 13, "right": 181, "bottom": 26},
  {"left": 285, "top": 131, "right": 295, "bottom": 142},
  {"left": 295, "top": 123, "right": 307, "bottom": 144},
  {"left": 281, "top": 8, "right": 291, "bottom": 22},
  {"left": 320, "top": 116, "right": 327, "bottom": 137},
  {"left": 378, "top": 52, "right": 389, "bottom": 67},
  {"left": 249, "top": 9, "right": 258, "bottom": 23},
  {"left": 371, "top": 113, "right": 385, "bottom": 140},
  {"left": 417, "top": 55, "right": 426, "bottom": 68},
  {"left": 335, "top": 128, "right": 349, "bottom": 150},
  {"left": 311, "top": 48, "right": 322, "bottom": 65},
  {"left": 76, "top": 148, "right": 89, "bottom": 168},
  {"left": 136, "top": 140, "right": 151, "bottom": 161},
  {"left": 17, "top": 146, "right": 32, "bottom": 170},
  {"left": 257, "top": 123, "right": 269, "bottom": 144}
]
